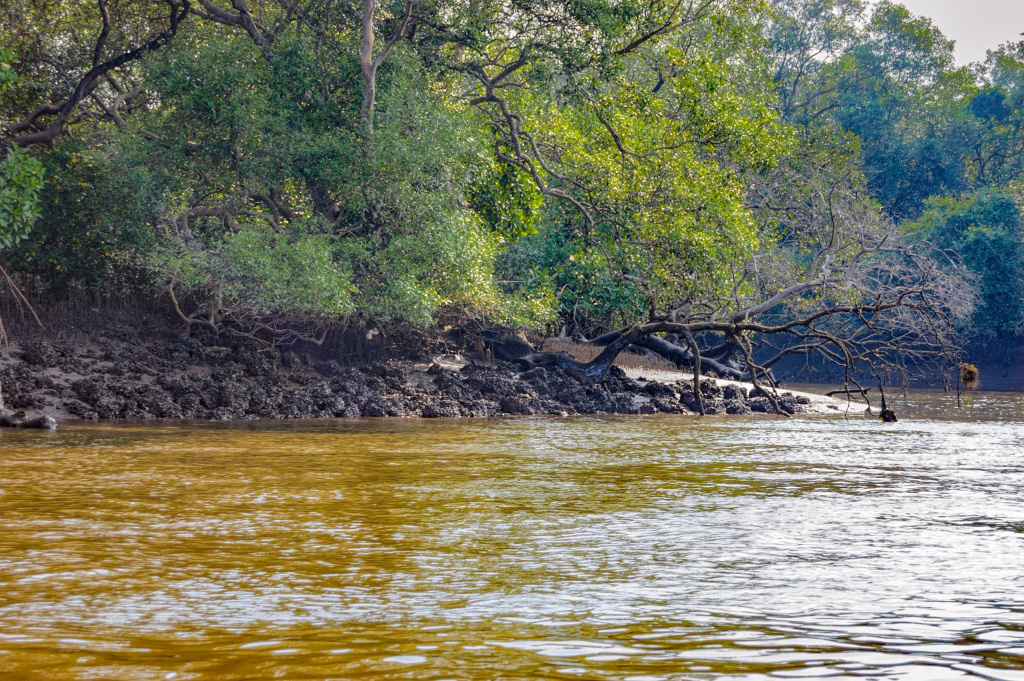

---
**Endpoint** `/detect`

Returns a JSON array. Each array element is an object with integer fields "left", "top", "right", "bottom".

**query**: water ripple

[{"left": 0, "top": 390, "right": 1023, "bottom": 678}]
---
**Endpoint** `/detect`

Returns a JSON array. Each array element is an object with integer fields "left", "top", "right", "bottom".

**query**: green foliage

[
  {"left": 4, "top": 139, "right": 165, "bottom": 287},
  {"left": 464, "top": 1, "right": 792, "bottom": 325},
  {"left": 0, "top": 145, "right": 44, "bottom": 249},
  {"left": 906, "top": 189, "right": 1024, "bottom": 338},
  {"left": 5, "top": 0, "right": 995, "bottom": 342},
  {"left": 768, "top": 0, "right": 1024, "bottom": 339},
  {"left": 104, "top": 29, "right": 556, "bottom": 327},
  {"left": 469, "top": 163, "right": 543, "bottom": 241},
  {"left": 0, "top": 47, "right": 18, "bottom": 92},
  {"left": 497, "top": 216, "right": 649, "bottom": 327},
  {"left": 0, "top": 48, "right": 44, "bottom": 248},
  {"left": 771, "top": 0, "right": 970, "bottom": 219},
  {"left": 154, "top": 218, "right": 355, "bottom": 319}
]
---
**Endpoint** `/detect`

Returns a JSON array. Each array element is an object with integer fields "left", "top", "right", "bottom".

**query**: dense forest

[{"left": 1, "top": 0, "right": 1022, "bottom": 387}]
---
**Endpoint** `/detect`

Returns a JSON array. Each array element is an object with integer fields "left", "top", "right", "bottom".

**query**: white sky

[{"left": 891, "top": 0, "right": 1024, "bottom": 64}]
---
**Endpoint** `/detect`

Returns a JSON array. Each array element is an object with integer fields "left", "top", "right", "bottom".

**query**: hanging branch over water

[
  {"left": 521, "top": 245, "right": 967, "bottom": 406},
  {"left": 516, "top": 159, "right": 975, "bottom": 412}
]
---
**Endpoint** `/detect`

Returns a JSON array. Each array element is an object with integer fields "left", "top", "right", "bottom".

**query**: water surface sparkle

[{"left": 1, "top": 391, "right": 1023, "bottom": 679}]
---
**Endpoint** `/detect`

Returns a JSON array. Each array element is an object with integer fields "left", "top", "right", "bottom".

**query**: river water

[{"left": 1, "top": 390, "right": 1023, "bottom": 680}]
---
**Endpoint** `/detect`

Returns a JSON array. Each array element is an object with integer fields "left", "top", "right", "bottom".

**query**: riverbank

[{"left": 0, "top": 327, "right": 865, "bottom": 424}]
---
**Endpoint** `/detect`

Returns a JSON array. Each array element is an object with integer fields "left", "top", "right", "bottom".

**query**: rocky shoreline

[{"left": 0, "top": 331, "right": 834, "bottom": 426}]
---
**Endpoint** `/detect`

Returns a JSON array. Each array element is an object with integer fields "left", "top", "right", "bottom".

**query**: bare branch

[{"left": 10, "top": 0, "right": 189, "bottom": 147}]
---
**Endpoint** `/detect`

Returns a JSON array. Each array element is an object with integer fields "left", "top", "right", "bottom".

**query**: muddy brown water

[{"left": 1, "top": 390, "right": 1023, "bottom": 680}]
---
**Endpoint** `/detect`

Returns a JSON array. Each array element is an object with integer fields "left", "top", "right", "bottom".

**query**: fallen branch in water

[{"left": 512, "top": 230, "right": 969, "bottom": 418}]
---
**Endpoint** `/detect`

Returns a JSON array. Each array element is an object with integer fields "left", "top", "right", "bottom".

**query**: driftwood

[
  {"left": 879, "top": 386, "right": 897, "bottom": 423},
  {"left": 825, "top": 387, "right": 873, "bottom": 397},
  {"left": 0, "top": 409, "right": 57, "bottom": 430}
]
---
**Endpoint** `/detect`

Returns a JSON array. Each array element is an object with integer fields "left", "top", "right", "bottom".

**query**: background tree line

[{"left": 771, "top": 0, "right": 1024, "bottom": 342}]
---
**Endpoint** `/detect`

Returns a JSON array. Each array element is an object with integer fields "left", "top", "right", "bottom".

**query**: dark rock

[
  {"left": 725, "top": 400, "right": 751, "bottom": 415},
  {"left": 10, "top": 392, "right": 43, "bottom": 409},
  {"left": 703, "top": 401, "right": 725, "bottom": 415},
  {"left": 723, "top": 384, "right": 748, "bottom": 401},
  {"left": 64, "top": 399, "right": 97, "bottom": 419},
  {"left": 378, "top": 396, "right": 410, "bottom": 417},
  {"left": 71, "top": 377, "right": 106, "bottom": 404},
  {"left": 361, "top": 398, "right": 388, "bottom": 418},
  {"left": 94, "top": 395, "right": 127, "bottom": 418},
  {"left": 316, "top": 359, "right": 344, "bottom": 377},
  {"left": 498, "top": 396, "right": 533, "bottom": 415},
  {"left": 699, "top": 379, "right": 723, "bottom": 397},
  {"left": 279, "top": 351, "right": 303, "bottom": 369},
  {"left": 135, "top": 384, "right": 181, "bottom": 418},
  {"left": 652, "top": 397, "right": 685, "bottom": 413},
  {"left": 18, "top": 339, "right": 64, "bottom": 368},
  {"left": 643, "top": 381, "right": 677, "bottom": 398},
  {"left": 678, "top": 391, "right": 700, "bottom": 412},
  {"left": 421, "top": 400, "right": 462, "bottom": 418},
  {"left": 2, "top": 324, "right": 810, "bottom": 421},
  {"left": 519, "top": 367, "right": 550, "bottom": 382}
]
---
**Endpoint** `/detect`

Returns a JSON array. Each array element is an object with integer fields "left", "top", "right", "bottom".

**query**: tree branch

[{"left": 11, "top": 0, "right": 188, "bottom": 147}]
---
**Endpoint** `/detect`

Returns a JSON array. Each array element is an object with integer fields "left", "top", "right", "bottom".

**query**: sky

[{"left": 893, "top": 0, "right": 1024, "bottom": 64}]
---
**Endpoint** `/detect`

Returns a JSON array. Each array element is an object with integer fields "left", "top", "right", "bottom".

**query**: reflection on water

[{"left": 1, "top": 392, "right": 1023, "bottom": 680}]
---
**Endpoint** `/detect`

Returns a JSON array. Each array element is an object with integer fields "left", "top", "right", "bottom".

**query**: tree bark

[
  {"left": 516, "top": 325, "right": 642, "bottom": 384},
  {"left": 359, "top": 0, "right": 377, "bottom": 135},
  {"left": 682, "top": 330, "right": 704, "bottom": 415},
  {"left": 358, "top": 0, "right": 414, "bottom": 137}
]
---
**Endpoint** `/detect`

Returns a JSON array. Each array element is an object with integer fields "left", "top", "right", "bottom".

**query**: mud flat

[{"left": 1, "top": 333, "right": 864, "bottom": 425}]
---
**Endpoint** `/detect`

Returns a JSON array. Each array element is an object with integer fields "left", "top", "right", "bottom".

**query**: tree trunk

[
  {"left": 682, "top": 330, "right": 704, "bottom": 415},
  {"left": 522, "top": 326, "right": 773, "bottom": 386},
  {"left": 359, "top": 0, "right": 377, "bottom": 137},
  {"left": 517, "top": 325, "right": 642, "bottom": 383},
  {"left": 585, "top": 332, "right": 746, "bottom": 380}
]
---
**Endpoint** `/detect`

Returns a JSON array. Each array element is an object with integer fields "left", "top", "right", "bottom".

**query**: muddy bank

[{"left": 0, "top": 330, "right": 826, "bottom": 423}]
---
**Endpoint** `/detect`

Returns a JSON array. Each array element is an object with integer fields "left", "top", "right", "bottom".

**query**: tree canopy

[{"left": 3, "top": 0, "right": 1019, "bottom": 386}]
